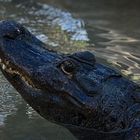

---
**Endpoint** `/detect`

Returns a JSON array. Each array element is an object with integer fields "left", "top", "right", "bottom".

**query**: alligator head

[{"left": 0, "top": 21, "right": 140, "bottom": 139}]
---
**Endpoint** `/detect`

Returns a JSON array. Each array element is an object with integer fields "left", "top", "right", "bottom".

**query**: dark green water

[{"left": 0, "top": 0, "right": 140, "bottom": 140}]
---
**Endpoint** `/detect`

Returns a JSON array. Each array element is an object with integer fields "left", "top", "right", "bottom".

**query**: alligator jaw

[{"left": 0, "top": 58, "right": 36, "bottom": 88}]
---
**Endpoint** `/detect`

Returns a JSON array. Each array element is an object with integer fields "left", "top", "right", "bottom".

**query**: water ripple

[{"left": 92, "top": 27, "right": 140, "bottom": 84}]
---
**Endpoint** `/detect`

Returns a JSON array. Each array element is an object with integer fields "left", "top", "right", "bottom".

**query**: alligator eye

[{"left": 60, "top": 60, "right": 75, "bottom": 75}]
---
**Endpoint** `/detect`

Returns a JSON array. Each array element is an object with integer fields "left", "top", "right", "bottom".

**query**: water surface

[{"left": 0, "top": 0, "right": 140, "bottom": 140}]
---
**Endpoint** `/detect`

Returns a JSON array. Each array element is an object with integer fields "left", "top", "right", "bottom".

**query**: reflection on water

[
  {"left": 0, "top": 102, "right": 75, "bottom": 140},
  {"left": 0, "top": 0, "right": 140, "bottom": 139},
  {"left": 93, "top": 27, "right": 140, "bottom": 82}
]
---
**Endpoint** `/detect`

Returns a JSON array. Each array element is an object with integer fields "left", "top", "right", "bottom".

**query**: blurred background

[{"left": 0, "top": 0, "right": 140, "bottom": 140}]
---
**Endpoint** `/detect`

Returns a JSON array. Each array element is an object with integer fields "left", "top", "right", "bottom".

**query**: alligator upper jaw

[{"left": 0, "top": 20, "right": 61, "bottom": 90}]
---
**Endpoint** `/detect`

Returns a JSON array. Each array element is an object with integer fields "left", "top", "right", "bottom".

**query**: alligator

[{"left": 0, "top": 20, "right": 140, "bottom": 140}]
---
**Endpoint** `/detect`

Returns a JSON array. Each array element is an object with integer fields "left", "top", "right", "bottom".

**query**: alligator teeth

[
  {"left": 0, "top": 60, "right": 36, "bottom": 89},
  {"left": 2, "top": 64, "right": 6, "bottom": 70},
  {"left": 6, "top": 61, "right": 9, "bottom": 65}
]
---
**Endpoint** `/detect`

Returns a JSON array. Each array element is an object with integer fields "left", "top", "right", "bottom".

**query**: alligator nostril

[
  {"left": 3, "top": 34, "right": 15, "bottom": 40},
  {"left": 3, "top": 29, "right": 21, "bottom": 40}
]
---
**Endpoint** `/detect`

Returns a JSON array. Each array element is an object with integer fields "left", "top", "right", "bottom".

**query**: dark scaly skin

[{"left": 0, "top": 21, "right": 140, "bottom": 140}]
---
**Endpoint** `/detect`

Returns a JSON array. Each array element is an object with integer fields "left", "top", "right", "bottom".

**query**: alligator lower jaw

[{"left": 0, "top": 58, "right": 35, "bottom": 88}]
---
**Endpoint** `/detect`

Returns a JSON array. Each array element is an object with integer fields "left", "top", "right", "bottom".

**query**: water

[{"left": 0, "top": 0, "right": 140, "bottom": 139}]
